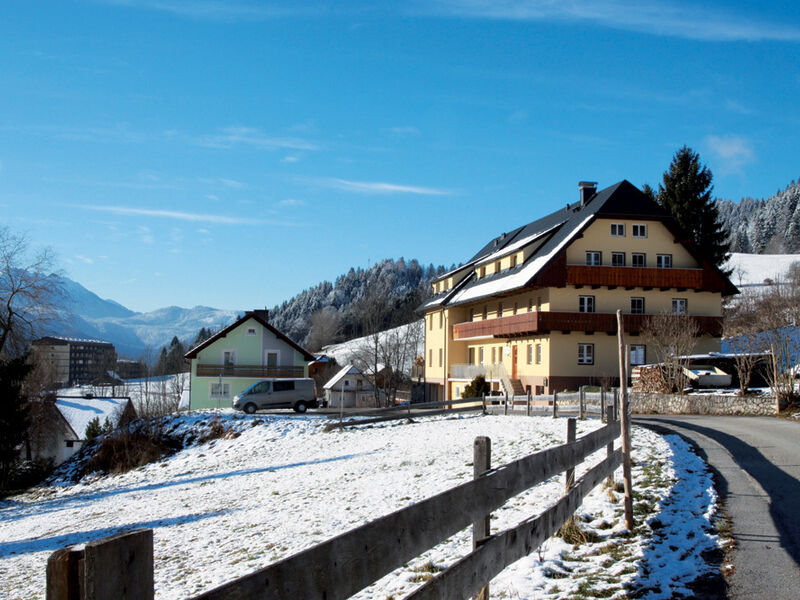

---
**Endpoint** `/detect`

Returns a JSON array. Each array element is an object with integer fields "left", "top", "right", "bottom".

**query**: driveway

[{"left": 633, "top": 415, "right": 800, "bottom": 599}]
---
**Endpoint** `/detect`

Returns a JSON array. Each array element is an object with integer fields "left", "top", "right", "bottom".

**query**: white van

[{"left": 233, "top": 378, "right": 318, "bottom": 414}]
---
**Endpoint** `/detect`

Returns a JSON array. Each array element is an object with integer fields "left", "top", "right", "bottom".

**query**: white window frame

[
  {"left": 246, "top": 327, "right": 257, "bottom": 336},
  {"left": 630, "top": 344, "right": 646, "bottom": 365},
  {"left": 579, "top": 296, "right": 595, "bottom": 313},
  {"left": 479, "top": 347, "right": 485, "bottom": 364},
  {"left": 585, "top": 251, "right": 602, "bottom": 266},
  {"left": 632, "top": 224, "right": 648, "bottom": 238},
  {"left": 222, "top": 349, "right": 237, "bottom": 366},
  {"left": 672, "top": 298, "right": 688, "bottom": 315},
  {"left": 264, "top": 349, "right": 280, "bottom": 367},
  {"left": 632, "top": 253, "right": 646, "bottom": 267},
  {"left": 611, "top": 223, "right": 625, "bottom": 237},
  {"left": 611, "top": 252, "right": 626, "bottom": 267},
  {"left": 210, "top": 381, "right": 231, "bottom": 398},
  {"left": 526, "top": 344, "right": 533, "bottom": 364},
  {"left": 535, "top": 343, "right": 542, "bottom": 364},
  {"left": 657, "top": 254, "right": 673, "bottom": 269},
  {"left": 578, "top": 344, "right": 594, "bottom": 365},
  {"left": 630, "top": 297, "right": 645, "bottom": 314}
]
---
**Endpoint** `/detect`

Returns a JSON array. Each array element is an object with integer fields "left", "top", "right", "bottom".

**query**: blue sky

[{"left": 2, "top": 1, "right": 798, "bottom": 312}]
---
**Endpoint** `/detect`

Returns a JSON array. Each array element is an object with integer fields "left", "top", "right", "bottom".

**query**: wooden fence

[{"left": 47, "top": 412, "right": 622, "bottom": 600}]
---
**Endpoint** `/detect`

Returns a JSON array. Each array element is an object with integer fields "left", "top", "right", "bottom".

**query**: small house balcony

[
  {"left": 452, "top": 311, "right": 723, "bottom": 340},
  {"left": 565, "top": 265, "right": 704, "bottom": 289},
  {"left": 195, "top": 364, "right": 305, "bottom": 378}
]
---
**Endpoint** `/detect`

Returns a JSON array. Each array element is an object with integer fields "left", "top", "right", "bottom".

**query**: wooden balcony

[
  {"left": 566, "top": 265, "right": 704, "bottom": 289},
  {"left": 195, "top": 364, "right": 305, "bottom": 378},
  {"left": 452, "top": 311, "right": 723, "bottom": 339}
]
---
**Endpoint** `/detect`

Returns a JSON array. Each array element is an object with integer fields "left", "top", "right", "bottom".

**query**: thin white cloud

[
  {"left": 80, "top": 205, "right": 256, "bottom": 224},
  {"left": 199, "top": 177, "right": 247, "bottom": 189},
  {"left": 94, "top": 0, "right": 322, "bottom": 20},
  {"left": 75, "top": 254, "right": 94, "bottom": 264},
  {"left": 705, "top": 134, "right": 755, "bottom": 174},
  {"left": 281, "top": 155, "right": 300, "bottom": 163},
  {"left": 427, "top": 1, "right": 800, "bottom": 42},
  {"left": 192, "top": 126, "right": 319, "bottom": 151},
  {"left": 279, "top": 198, "right": 305, "bottom": 207},
  {"left": 319, "top": 178, "right": 452, "bottom": 196}
]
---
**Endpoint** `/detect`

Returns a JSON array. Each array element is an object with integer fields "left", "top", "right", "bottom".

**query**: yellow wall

[
  {"left": 566, "top": 218, "right": 697, "bottom": 268},
  {"left": 548, "top": 287, "right": 722, "bottom": 316}
]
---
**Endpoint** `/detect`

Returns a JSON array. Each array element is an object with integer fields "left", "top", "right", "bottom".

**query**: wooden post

[
  {"left": 84, "top": 529, "right": 154, "bottom": 600},
  {"left": 504, "top": 392, "right": 508, "bottom": 415},
  {"left": 482, "top": 393, "right": 486, "bottom": 414},
  {"left": 565, "top": 418, "right": 576, "bottom": 490},
  {"left": 614, "top": 388, "right": 619, "bottom": 421},
  {"left": 616, "top": 310, "right": 634, "bottom": 531},
  {"left": 606, "top": 406, "right": 615, "bottom": 488},
  {"left": 46, "top": 547, "right": 84, "bottom": 600},
  {"left": 526, "top": 391, "right": 531, "bottom": 417},
  {"left": 578, "top": 386, "right": 585, "bottom": 420},
  {"left": 600, "top": 389, "right": 605, "bottom": 423},
  {"left": 473, "top": 437, "right": 491, "bottom": 600},
  {"left": 552, "top": 391, "right": 558, "bottom": 418}
]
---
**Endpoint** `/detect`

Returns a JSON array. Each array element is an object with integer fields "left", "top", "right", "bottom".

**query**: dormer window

[
  {"left": 510, "top": 255, "right": 517, "bottom": 268},
  {"left": 495, "top": 260, "right": 501, "bottom": 273},
  {"left": 611, "top": 223, "right": 625, "bottom": 237}
]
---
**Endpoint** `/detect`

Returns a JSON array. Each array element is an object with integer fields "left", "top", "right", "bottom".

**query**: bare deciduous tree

[
  {"left": 0, "top": 227, "right": 65, "bottom": 358},
  {"left": 307, "top": 308, "right": 342, "bottom": 352},
  {"left": 724, "top": 288, "right": 766, "bottom": 395},
  {"left": 641, "top": 312, "right": 700, "bottom": 393}
]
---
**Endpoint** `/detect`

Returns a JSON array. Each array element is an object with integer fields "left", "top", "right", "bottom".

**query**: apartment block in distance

[
  {"left": 31, "top": 336, "right": 117, "bottom": 387},
  {"left": 421, "top": 180, "right": 737, "bottom": 402}
]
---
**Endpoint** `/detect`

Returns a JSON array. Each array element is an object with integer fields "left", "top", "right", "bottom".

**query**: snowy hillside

[
  {"left": 0, "top": 412, "right": 721, "bottom": 599},
  {"left": 725, "top": 252, "right": 800, "bottom": 287},
  {"left": 323, "top": 319, "right": 425, "bottom": 368}
]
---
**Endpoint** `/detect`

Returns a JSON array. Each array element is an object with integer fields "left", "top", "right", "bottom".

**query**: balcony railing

[
  {"left": 195, "top": 364, "right": 305, "bottom": 378},
  {"left": 566, "top": 265, "right": 704, "bottom": 289},
  {"left": 452, "top": 311, "right": 723, "bottom": 339}
]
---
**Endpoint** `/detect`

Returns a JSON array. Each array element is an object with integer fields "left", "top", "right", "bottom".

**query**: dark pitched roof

[
  {"left": 426, "top": 180, "right": 737, "bottom": 308},
  {"left": 184, "top": 311, "right": 315, "bottom": 361}
]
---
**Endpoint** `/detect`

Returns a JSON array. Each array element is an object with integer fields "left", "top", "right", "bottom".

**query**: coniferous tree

[
  {"left": 656, "top": 146, "right": 730, "bottom": 272},
  {"left": 0, "top": 356, "right": 32, "bottom": 487}
]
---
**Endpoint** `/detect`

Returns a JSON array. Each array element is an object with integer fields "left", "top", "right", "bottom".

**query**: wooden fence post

[
  {"left": 47, "top": 547, "right": 84, "bottom": 600},
  {"left": 606, "top": 406, "right": 615, "bottom": 488},
  {"left": 48, "top": 530, "right": 154, "bottom": 600},
  {"left": 526, "top": 391, "right": 531, "bottom": 416},
  {"left": 504, "top": 392, "right": 508, "bottom": 415},
  {"left": 473, "top": 436, "right": 492, "bottom": 600},
  {"left": 600, "top": 389, "right": 605, "bottom": 423},
  {"left": 579, "top": 386, "right": 585, "bottom": 420},
  {"left": 614, "top": 388, "right": 619, "bottom": 421},
  {"left": 482, "top": 394, "right": 486, "bottom": 414},
  {"left": 565, "top": 418, "right": 576, "bottom": 490},
  {"left": 552, "top": 391, "right": 558, "bottom": 418}
]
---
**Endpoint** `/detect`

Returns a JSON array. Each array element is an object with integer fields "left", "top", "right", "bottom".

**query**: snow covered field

[
  {"left": 0, "top": 412, "right": 720, "bottom": 599},
  {"left": 726, "top": 252, "right": 800, "bottom": 287}
]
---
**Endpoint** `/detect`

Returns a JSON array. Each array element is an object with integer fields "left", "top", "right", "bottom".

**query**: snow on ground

[
  {"left": 323, "top": 320, "right": 424, "bottom": 366},
  {"left": 0, "top": 413, "right": 720, "bottom": 599},
  {"left": 726, "top": 252, "right": 800, "bottom": 287},
  {"left": 59, "top": 373, "right": 191, "bottom": 415}
]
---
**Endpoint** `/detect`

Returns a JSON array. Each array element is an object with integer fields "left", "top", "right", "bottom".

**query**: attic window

[
  {"left": 510, "top": 255, "right": 517, "bottom": 268},
  {"left": 246, "top": 327, "right": 257, "bottom": 336}
]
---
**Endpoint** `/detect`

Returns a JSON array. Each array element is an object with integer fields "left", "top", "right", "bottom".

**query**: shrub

[{"left": 462, "top": 375, "right": 490, "bottom": 398}]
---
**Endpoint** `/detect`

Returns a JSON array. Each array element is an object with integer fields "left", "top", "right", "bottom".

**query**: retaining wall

[{"left": 630, "top": 392, "right": 784, "bottom": 416}]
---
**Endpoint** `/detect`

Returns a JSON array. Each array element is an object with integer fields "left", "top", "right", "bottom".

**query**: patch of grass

[
  {"left": 557, "top": 516, "right": 601, "bottom": 545},
  {"left": 408, "top": 561, "right": 443, "bottom": 583}
]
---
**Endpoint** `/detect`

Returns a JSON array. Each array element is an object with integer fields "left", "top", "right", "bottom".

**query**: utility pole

[{"left": 616, "top": 310, "right": 634, "bottom": 531}]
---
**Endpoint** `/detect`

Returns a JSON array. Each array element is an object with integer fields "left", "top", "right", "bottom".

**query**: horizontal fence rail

[{"left": 191, "top": 420, "right": 620, "bottom": 600}]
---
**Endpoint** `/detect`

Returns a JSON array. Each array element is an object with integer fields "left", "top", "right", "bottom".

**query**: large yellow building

[{"left": 421, "top": 180, "right": 737, "bottom": 401}]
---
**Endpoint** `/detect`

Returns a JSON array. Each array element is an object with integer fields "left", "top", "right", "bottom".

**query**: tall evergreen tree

[
  {"left": 0, "top": 356, "right": 31, "bottom": 487},
  {"left": 656, "top": 146, "right": 731, "bottom": 272}
]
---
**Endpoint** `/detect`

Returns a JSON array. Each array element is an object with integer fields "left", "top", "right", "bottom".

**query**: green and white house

[{"left": 184, "top": 309, "right": 316, "bottom": 410}]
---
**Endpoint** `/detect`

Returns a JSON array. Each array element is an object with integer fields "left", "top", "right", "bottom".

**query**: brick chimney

[{"left": 578, "top": 181, "right": 597, "bottom": 207}]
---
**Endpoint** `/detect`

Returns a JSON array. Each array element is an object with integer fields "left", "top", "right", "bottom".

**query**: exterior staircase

[{"left": 508, "top": 378, "right": 526, "bottom": 396}]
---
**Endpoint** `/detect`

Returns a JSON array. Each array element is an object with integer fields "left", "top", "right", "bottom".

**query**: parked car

[{"left": 233, "top": 378, "right": 319, "bottom": 414}]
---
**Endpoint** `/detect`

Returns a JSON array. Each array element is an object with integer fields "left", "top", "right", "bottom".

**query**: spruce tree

[
  {"left": 0, "top": 356, "right": 32, "bottom": 488},
  {"left": 656, "top": 146, "right": 731, "bottom": 272}
]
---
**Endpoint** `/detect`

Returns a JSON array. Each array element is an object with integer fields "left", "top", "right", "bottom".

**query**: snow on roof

[
  {"left": 448, "top": 214, "right": 594, "bottom": 305},
  {"left": 323, "top": 364, "right": 362, "bottom": 389},
  {"left": 55, "top": 396, "right": 130, "bottom": 440},
  {"left": 473, "top": 223, "right": 561, "bottom": 268}
]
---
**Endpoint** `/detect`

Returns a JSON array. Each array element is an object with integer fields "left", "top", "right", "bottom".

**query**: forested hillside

[
  {"left": 717, "top": 180, "right": 800, "bottom": 253},
  {"left": 267, "top": 258, "right": 451, "bottom": 350}
]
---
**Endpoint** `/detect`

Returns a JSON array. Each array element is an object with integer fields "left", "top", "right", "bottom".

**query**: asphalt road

[{"left": 633, "top": 415, "right": 800, "bottom": 599}]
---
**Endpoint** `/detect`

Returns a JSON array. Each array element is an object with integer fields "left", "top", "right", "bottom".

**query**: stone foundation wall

[{"left": 630, "top": 392, "right": 784, "bottom": 416}]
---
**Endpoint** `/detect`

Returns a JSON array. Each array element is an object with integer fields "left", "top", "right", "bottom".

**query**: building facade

[
  {"left": 31, "top": 336, "right": 117, "bottom": 387},
  {"left": 184, "top": 309, "right": 315, "bottom": 410},
  {"left": 422, "top": 180, "right": 737, "bottom": 401}
]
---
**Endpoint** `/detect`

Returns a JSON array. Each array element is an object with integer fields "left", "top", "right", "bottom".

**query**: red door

[{"left": 511, "top": 345, "right": 518, "bottom": 379}]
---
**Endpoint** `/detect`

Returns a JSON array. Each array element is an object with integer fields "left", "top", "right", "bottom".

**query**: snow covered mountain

[{"left": 49, "top": 276, "right": 239, "bottom": 359}]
